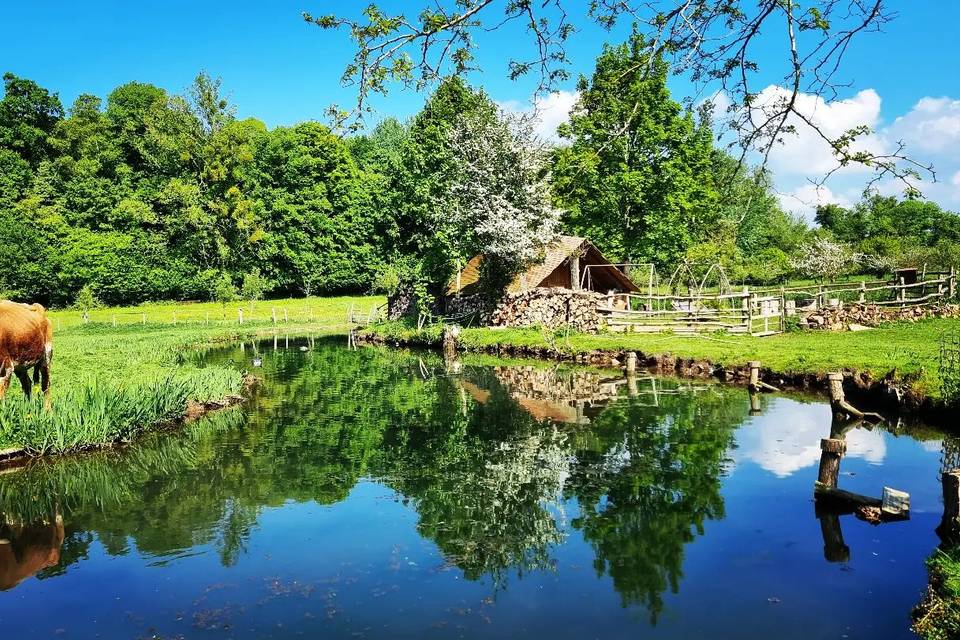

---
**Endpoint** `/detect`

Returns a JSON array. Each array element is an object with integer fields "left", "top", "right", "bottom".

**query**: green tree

[
  {"left": 0, "top": 72, "right": 64, "bottom": 166},
  {"left": 553, "top": 32, "right": 718, "bottom": 267},
  {"left": 391, "top": 77, "right": 498, "bottom": 290}
]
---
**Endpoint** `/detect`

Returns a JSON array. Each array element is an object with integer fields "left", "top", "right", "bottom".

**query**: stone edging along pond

[{"left": 357, "top": 330, "right": 959, "bottom": 427}]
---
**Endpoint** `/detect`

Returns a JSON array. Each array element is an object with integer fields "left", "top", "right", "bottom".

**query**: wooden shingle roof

[{"left": 447, "top": 235, "right": 638, "bottom": 295}]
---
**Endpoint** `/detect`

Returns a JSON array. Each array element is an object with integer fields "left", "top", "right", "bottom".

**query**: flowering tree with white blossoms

[
  {"left": 438, "top": 108, "right": 561, "bottom": 291},
  {"left": 791, "top": 237, "right": 860, "bottom": 282}
]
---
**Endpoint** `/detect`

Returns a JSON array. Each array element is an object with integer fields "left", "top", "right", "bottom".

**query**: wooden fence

[
  {"left": 600, "top": 291, "right": 785, "bottom": 336},
  {"left": 600, "top": 268, "right": 957, "bottom": 337}
]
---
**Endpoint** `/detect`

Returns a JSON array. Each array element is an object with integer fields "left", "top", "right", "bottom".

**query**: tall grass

[{"left": 0, "top": 369, "right": 240, "bottom": 454}]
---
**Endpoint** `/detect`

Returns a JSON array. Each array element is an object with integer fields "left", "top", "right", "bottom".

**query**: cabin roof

[{"left": 447, "top": 235, "right": 639, "bottom": 296}]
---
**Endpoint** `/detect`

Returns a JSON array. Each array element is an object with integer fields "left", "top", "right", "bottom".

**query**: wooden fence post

[
  {"left": 817, "top": 437, "right": 846, "bottom": 488},
  {"left": 779, "top": 287, "right": 786, "bottom": 332},
  {"left": 238, "top": 308, "right": 244, "bottom": 325},
  {"left": 938, "top": 469, "right": 960, "bottom": 544},
  {"left": 858, "top": 280, "right": 866, "bottom": 304},
  {"left": 284, "top": 307, "right": 289, "bottom": 323},
  {"left": 172, "top": 312, "right": 177, "bottom": 325},
  {"left": 897, "top": 276, "right": 905, "bottom": 305},
  {"left": 951, "top": 266, "right": 957, "bottom": 299},
  {"left": 742, "top": 286, "right": 751, "bottom": 333},
  {"left": 112, "top": 315, "right": 117, "bottom": 327},
  {"left": 625, "top": 352, "right": 637, "bottom": 375},
  {"left": 142, "top": 312, "right": 146, "bottom": 325},
  {"left": 272, "top": 307, "right": 277, "bottom": 325},
  {"left": 748, "top": 361, "right": 762, "bottom": 390}
]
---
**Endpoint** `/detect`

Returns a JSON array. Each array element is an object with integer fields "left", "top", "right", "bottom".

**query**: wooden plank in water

[
  {"left": 814, "top": 481, "right": 881, "bottom": 508},
  {"left": 881, "top": 487, "right": 910, "bottom": 517}
]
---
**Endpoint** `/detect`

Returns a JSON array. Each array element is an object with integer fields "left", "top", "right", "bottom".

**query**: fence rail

[{"left": 600, "top": 269, "right": 957, "bottom": 337}]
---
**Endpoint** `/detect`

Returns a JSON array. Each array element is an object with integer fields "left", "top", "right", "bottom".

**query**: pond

[{"left": 0, "top": 338, "right": 953, "bottom": 639}]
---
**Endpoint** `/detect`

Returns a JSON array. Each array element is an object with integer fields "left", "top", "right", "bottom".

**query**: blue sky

[{"left": 3, "top": 1, "right": 959, "bottom": 218}]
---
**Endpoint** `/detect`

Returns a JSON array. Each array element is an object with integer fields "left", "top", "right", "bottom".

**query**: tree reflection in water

[{"left": 0, "top": 340, "right": 744, "bottom": 621}]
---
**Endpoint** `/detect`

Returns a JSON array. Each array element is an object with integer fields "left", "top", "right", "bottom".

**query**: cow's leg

[
  {"left": 0, "top": 364, "right": 11, "bottom": 400},
  {"left": 14, "top": 367, "right": 32, "bottom": 400},
  {"left": 39, "top": 363, "right": 51, "bottom": 410}
]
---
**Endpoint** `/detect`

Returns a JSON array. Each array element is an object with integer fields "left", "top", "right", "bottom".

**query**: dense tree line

[
  {"left": 1, "top": 32, "right": 957, "bottom": 307},
  {"left": 0, "top": 72, "right": 382, "bottom": 306}
]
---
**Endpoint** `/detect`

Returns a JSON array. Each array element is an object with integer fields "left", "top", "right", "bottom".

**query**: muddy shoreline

[{"left": 359, "top": 332, "right": 958, "bottom": 427}]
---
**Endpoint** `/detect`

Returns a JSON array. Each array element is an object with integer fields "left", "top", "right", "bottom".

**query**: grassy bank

[
  {"left": 367, "top": 317, "right": 960, "bottom": 401},
  {"left": 0, "top": 295, "right": 384, "bottom": 455},
  {"left": 914, "top": 548, "right": 960, "bottom": 639}
]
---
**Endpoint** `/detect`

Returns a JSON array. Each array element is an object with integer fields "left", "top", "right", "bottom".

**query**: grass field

[
  {"left": 370, "top": 317, "right": 960, "bottom": 400},
  {"left": 0, "top": 295, "right": 385, "bottom": 454}
]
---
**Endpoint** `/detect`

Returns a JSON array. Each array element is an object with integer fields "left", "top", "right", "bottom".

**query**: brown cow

[
  {"left": 0, "top": 301, "right": 54, "bottom": 406},
  {"left": 0, "top": 515, "right": 65, "bottom": 591}
]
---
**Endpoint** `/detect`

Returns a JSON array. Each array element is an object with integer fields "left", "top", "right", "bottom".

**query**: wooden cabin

[{"left": 447, "top": 235, "right": 639, "bottom": 296}]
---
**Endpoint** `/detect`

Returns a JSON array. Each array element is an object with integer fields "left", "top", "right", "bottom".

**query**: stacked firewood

[
  {"left": 492, "top": 366, "right": 615, "bottom": 402},
  {"left": 800, "top": 302, "right": 960, "bottom": 331},
  {"left": 489, "top": 288, "right": 607, "bottom": 332}
]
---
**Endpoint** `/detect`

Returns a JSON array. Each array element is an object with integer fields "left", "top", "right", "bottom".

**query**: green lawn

[
  {"left": 0, "top": 295, "right": 385, "bottom": 454},
  {"left": 370, "top": 317, "right": 960, "bottom": 401}
]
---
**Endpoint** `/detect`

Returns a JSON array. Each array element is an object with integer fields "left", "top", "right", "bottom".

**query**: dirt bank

[{"left": 359, "top": 332, "right": 957, "bottom": 426}]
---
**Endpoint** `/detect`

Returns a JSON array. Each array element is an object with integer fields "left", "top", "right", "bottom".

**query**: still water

[{"left": 0, "top": 339, "right": 952, "bottom": 639}]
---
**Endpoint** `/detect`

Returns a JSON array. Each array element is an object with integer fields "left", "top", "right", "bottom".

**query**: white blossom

[
  {"left": 438, "top": 108, "right": 561, "bottom": 270},
  {"left": 791, "top": 237, "right": 860, "bottom": 281}
]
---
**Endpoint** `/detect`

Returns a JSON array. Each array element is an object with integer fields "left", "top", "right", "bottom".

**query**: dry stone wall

[
  {"left": 489, "top": 288, "right": 606, "bottom": 332},
  {"left": 800, "top": 302, "right": 960, "bottom": 330}
]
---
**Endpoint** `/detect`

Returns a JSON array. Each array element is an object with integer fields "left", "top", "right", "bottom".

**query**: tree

[
  {"left": 792, "top": 237, "right": 859, "bottom": 281},
  {"left": 306, "top": 1, "right": 930, "bottom": 192},
  {"left": 389, "top": 77, "right": 499, "bottom": 290},
  {"left": 439, "top": 109, "right": 560, "bottom": 290},
  {"left": 0, "top": 72, "right": 64, "bottom": 166},
  {"left": 241, "top": 269, "right": 269, "bottom": 310},
  {"left": 553, "top": 32, "right": 717, "bottom": 266},
  {"left": 212, "top": 273, "right": 237, "bottom": 318},
  {"left": 252, "top": 121, "right": 381, "bottom": 295},
  {"left": 816, "top": 193, "right": 960, "bottom": 270}
]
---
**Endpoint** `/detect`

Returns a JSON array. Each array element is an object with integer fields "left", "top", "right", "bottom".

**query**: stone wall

[
  {"left": 488, "top": 288, "right": 606, "bottom": 333},
  {"left": 800, "top": 302, "right": 960, "bottom": 330}
]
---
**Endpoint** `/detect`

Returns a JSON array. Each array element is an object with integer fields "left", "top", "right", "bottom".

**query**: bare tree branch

[{"left": 305, "top": 1, "right": 933, "bottom": 192}]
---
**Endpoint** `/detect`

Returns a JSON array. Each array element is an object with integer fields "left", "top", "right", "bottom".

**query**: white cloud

[
  {"left": 887, "top": 97, "right": 960, "bottom": 156},
  {"left": 730, "top": 398, "right": 886, "bottom": 478},
  {"left": 776, "top": 184, "right": 856, "bottom": 224},
  {"left": 499, "top": 90, "right": 579, "bottom": 143},
  {"left": 709, "top": 86, "right": 960, "bottom": 214},
  {"left": 752, "top": 86, "right": 886, "bottom": 177}
]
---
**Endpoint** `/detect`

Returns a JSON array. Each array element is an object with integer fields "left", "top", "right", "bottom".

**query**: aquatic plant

[{"left": 0, "top": 368, "right": 241, "bottom": 454}]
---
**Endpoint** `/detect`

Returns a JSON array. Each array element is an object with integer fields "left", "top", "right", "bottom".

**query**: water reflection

[
  {"left": 733, "top": 400, "right": 887, "bottom": 477},
  {"left": 0, "top": 339, "right": 948, "bottom": 639},
  {"left": 0, "top": 515, "right": 63, "bottom": 591}
]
